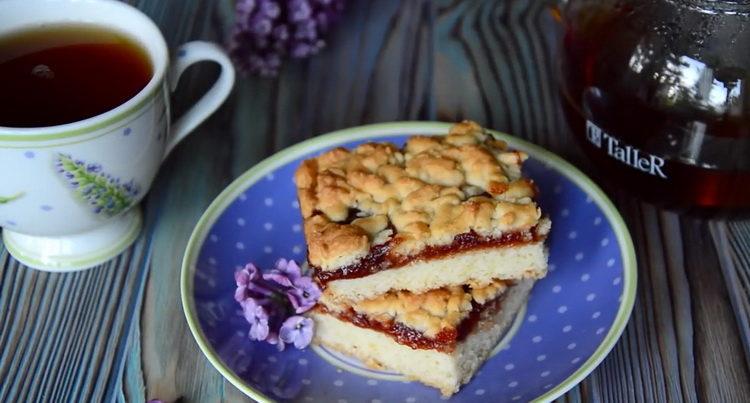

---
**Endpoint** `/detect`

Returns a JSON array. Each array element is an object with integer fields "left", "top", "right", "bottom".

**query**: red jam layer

[
  {"left": 313, "top": 225, "right": 544, "bottom": 286},
  {"left": 318, "top": 293, "right": 507, "bottom": 353}
]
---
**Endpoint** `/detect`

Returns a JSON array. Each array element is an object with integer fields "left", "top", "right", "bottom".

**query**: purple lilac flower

[
  {"left": 266, "top": 331, "right": 285, "bottom": 351},
  {"left": 228, "top": 0, "right": 347, "bottom": 76},
  {"left": 279, "top": 315, "right": 314, "bottom": 349},
  {"left": 277, "top": 258, "right": 302, "bottom": 280},
  {"left": 234, "top": 263, "right": 260, "bottom": 302},
  {"left": 262, "top": 258, "right": 302, "bottom": 287},
  {"left": 234, "top": 258, "right": 319, "bottom": 350},
  {"left": 287, "top": 276, "right": 320, "bottom": 313},
  {"left": 241, "top": 298, "right": 270, "bottom": 341}
]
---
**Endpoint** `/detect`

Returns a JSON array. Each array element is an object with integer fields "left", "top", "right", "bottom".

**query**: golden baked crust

[
  {"left": 319, "top": 279, "right": 510, "bottom": 338},
  {"left": 295, "top": 121, "right": 542, "bottom": 271}
]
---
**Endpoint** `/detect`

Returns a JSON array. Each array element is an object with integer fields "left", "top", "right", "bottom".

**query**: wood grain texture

[
  {"left": 0, "top": 239, "right": 152, "bottom": 402},
  {"left": 582, "top": 201, "right": 750, "bottom": 403},
  {"left": 1, "top": 0, "right": 750, "bottom": 402}
]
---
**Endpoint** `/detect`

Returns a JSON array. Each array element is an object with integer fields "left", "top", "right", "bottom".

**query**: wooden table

[{"left": 2, "top": 0, "right": 749, "bottom": 401}]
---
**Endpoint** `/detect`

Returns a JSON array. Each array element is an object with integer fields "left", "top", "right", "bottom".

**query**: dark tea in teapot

[{"left": 558, "top": 0, "right": 750, "bottom": 210}]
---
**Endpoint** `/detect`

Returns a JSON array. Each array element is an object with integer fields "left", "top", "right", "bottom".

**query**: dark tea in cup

[{"left": 0, "top": 24, "right": 152, "bottom": 127}]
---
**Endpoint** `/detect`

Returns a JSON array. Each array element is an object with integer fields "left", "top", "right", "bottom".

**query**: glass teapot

[{"left": 557, "top": 0, "right": 750, "bottom": 211}]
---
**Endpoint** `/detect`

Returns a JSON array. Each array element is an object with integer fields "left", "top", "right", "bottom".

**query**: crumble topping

[
  {"left": 295, "top": 121, "right": 542, "bottom": 271},
  {"left": 319, "top": 279, "right": 510, "bottom": 338}
]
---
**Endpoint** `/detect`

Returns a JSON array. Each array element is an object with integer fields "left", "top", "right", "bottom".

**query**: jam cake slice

[
  {"left": 294, "top": 121, "right": 550, "bottom": 302},
  {"left": 316, "top": 279, "right": 513, "bottom": 352},
  {"left": 310, "top": 279, "right": 534, "bottom": 396}
]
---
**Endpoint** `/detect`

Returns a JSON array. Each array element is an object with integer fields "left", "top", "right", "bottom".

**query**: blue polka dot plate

[{"left": 180, "top": 122, "right": 637, "bottom": 403}]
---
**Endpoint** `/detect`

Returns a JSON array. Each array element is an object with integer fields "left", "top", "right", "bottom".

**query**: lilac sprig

[
  {"left": 228, "top": 0, "right": 347, "bottom": 76},
  {"left": 235, "top": 258, "right": 321, "bottom": 350}
]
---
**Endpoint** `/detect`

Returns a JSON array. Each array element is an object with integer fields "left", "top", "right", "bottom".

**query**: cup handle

[{"left": 163, "top": 41, "right": 235, "bottom": 159}]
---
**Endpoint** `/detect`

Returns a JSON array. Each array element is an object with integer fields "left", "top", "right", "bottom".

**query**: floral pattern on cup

[
  {"left": 0, "top": 192, "right": 24, "bottom": 204},
  {"left": 55, "top": 153, "right": 141, "bottom": 217}
]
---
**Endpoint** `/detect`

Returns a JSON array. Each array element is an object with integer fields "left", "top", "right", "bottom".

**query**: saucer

[{"left": 181, "top": 122, "right": 637, "bottom": 402}]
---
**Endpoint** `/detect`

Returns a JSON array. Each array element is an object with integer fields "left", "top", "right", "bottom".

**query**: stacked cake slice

[{"left": 294, "top": 121, "right": 550, "bottom": 396}]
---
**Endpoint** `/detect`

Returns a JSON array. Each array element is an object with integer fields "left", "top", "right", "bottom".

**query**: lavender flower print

[
  {"left": 55, "top": 153, "right": 141, "bottom": 217},
  {"left": 0, "top": 192, "right": 24, "bottom": 204}
]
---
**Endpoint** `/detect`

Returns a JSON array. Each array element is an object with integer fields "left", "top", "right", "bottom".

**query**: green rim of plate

[{"left": 180, "top": 121, "right": 638, "bottom": 403}]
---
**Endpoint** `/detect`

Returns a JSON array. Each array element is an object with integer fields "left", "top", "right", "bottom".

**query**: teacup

[{"left": 0, "top": 0, "right": 235, "bottom": 271}]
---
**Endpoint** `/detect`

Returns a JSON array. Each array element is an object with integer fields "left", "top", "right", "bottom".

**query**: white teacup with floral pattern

[{"left": 0, "top": 0, "right": 235, "bottom": 271}]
